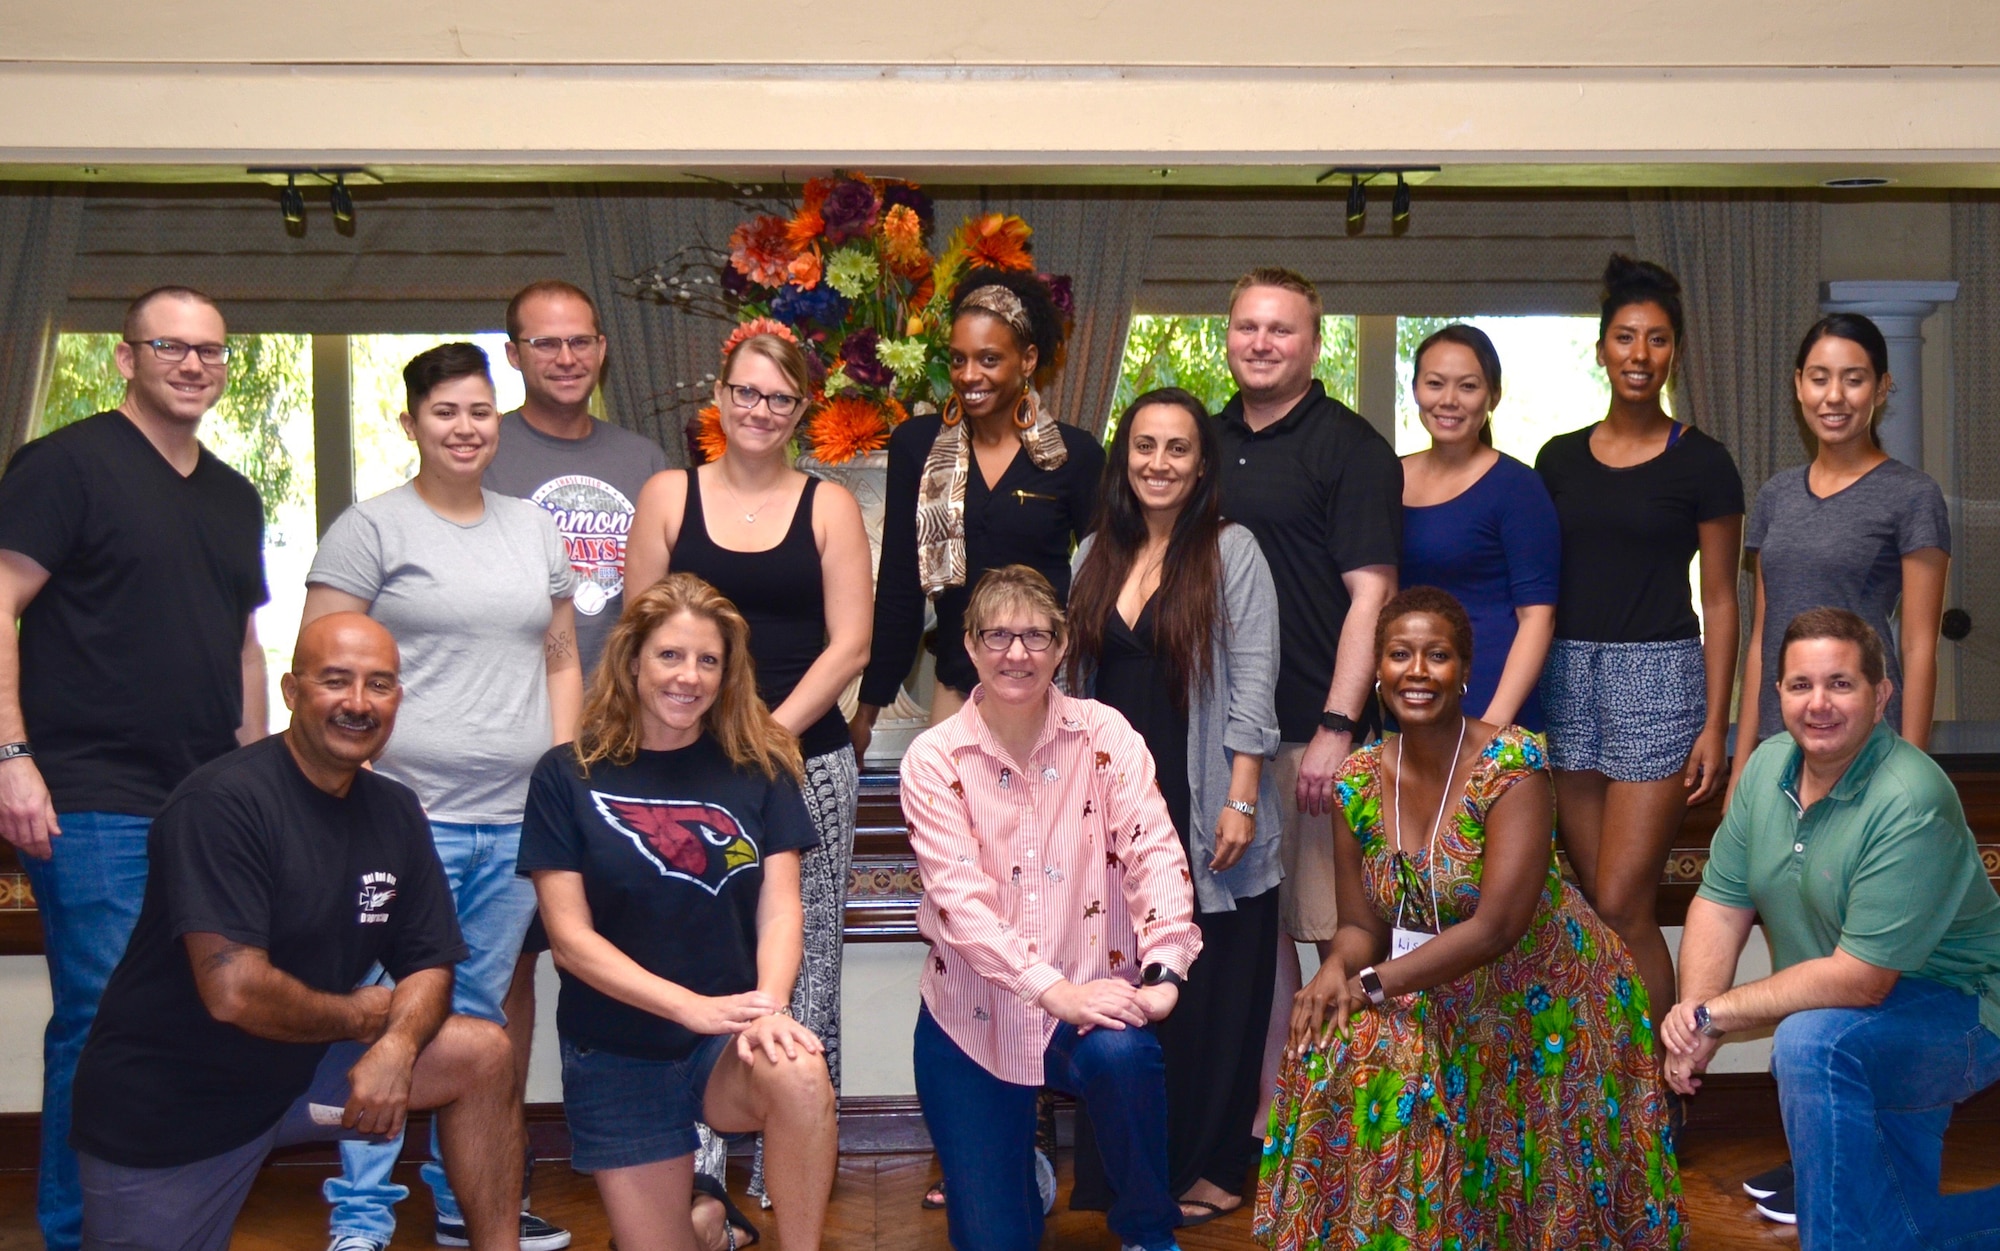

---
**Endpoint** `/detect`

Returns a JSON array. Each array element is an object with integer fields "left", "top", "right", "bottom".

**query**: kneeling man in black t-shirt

[{"left": 70, "top": 613, "right": 521, "bottom": 1251}]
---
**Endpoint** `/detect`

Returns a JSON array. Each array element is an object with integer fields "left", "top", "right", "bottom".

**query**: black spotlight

[
  {"left": 1346, "top": 176, "right": 1367, "bottom": 229},
  {"left": 279, "top": 174, "right": 306, "bottom": 230},
  {"left": 328, "top": 174, "right": 355, "bottom": 228},
  {"left": 1392, "top": 174, "right": 1412, "bottom": 227}
]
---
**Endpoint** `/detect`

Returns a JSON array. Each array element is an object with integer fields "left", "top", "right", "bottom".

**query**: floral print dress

[{"left": 1255, "top": 728, "right": 1683, "bottom": 1251}]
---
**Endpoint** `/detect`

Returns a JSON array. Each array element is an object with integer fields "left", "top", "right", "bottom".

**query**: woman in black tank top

[{"left": 626, "top": 330, "right": 873, "bottom": 1202}]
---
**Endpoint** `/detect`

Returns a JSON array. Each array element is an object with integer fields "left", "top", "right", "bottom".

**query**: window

[
  {"left": 1110, "top": 315, "right": 1359, "bottom": 434},
  {"left": 1393, "top": 315, "right": 1609, "bottom": 459}
]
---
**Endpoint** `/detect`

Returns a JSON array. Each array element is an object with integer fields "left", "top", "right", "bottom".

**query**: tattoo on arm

[
  {"left": 546, "top": 630, "right": 575, "bottom": 663},
  {"left": 198, "top": 941, "right": 248, "bottom": 974}
]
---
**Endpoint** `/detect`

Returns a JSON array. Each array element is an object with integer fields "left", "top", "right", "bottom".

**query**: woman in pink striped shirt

[{"left": 902, "top": 564, "right": 1203, "bottom": 1251}]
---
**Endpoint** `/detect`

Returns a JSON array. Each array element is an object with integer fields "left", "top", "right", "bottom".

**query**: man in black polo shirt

[
  {"left": 0, "top": 286, "right": 268, "bottom": 1251},
  {"left": 1214, "top": 266, "right": 1401, "bottom": 1093},
  {"left": 71, "top": 614, "right": 522, "bottom": 1251}
]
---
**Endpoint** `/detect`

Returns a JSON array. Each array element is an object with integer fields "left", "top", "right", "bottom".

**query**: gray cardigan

[{"left": 1072, "top": 523, "right": 1283, "bottom": 912}]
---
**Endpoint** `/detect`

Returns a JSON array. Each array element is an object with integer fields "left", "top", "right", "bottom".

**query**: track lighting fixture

[
  {"left": 1316, "top": 166, "right": 1438, "bottom": 233},
  {"left": 279, "top": 175, "right": 306, "bottom": 230},
  {"left": 328, "top": 175, "right": 355, "bottom": 228},
  {"left": 1346, "top": 177, "right": 1367, "bottom": 229},
  {"left": 1392, "top": 174, "right": 1412, "bottom": 227}
]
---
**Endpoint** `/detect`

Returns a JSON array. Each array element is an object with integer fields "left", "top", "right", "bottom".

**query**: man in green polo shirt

[{"left": 1664, "top": 607, "right": 2000, "bottom": 1250}]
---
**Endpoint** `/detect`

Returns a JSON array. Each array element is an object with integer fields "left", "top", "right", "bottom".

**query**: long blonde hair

[{"left": 576, "top": 573, "right": 803, "bottom": 782}]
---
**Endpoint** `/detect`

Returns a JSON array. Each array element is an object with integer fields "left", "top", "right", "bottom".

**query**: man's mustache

[{"left": 330, "top": 712, "right": 380, "bottom": 733}]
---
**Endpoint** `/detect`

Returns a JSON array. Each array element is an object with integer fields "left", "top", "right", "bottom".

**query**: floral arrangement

[{"left": 631, "top": 173, "right": 1071, "bottom": 465}]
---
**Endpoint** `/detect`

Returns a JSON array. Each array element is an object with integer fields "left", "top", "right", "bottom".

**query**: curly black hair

[{"left": 950, "top": 268, "right": 1066, "bottom": 370}]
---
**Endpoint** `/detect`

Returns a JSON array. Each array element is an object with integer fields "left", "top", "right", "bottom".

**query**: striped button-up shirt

[{"left": 901, "top": 689, "right": 1201, "bottom": 1084}]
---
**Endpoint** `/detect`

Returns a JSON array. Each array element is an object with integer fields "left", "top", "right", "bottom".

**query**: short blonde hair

[
  {"left": 963, "top": 565, "right": 1067, "bottom": 646},
  {"left": 1227, "top": 266, "right": 1324, "bottom": 328}
]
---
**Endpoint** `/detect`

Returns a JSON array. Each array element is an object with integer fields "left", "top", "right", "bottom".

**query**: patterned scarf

[{"left": 915, "top": 388, "right": 1069, "bottom": 595}]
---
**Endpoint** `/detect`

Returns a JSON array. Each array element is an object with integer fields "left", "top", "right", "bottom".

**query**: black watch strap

[
  {"left": 0, "top": 742, "right": 31, "bottom": 762},
  {"left": 1320, "top": 710, "right": 1360, "bottom": 736},
  {"left": 1141, "top": 962, "right": 1185, "bottom": 989}
]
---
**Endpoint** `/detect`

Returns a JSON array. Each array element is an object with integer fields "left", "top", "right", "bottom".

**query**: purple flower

[
  {"left": 840, "top": 328, "right": 894, "bottom": 388},
  {"left": 719, "top": 263, "right": 751, "bottom": 297},
  {"left": 769, "top": 283, "right": 849, "bottom": 329},
  {"left": 821, "top": 179, "right": 881, "bottom": 245},
  {"left": 880, "top": 183, "right": 935, "bottom": 231},
  {"left": 1040, "top": 273, "right": 1075, "bottom": 321}
]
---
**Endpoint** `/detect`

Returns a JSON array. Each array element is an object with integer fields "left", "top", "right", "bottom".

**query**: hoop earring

[
  {"left": 1461, "top": 683, "right": 1470, "bottom": 696},
  {"left": 1012, "top": 392, "right": 1036, "bottom": 430},
  {"left": 941, "top": 396, "right": 964, "bottom": 428}
]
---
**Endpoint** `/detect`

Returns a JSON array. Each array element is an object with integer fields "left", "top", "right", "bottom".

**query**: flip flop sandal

[{"left": 1177, "top": 1198, "right": 1242, "bottom": 1228}]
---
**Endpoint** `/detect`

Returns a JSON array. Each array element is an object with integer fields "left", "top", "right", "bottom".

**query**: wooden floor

[{"left": 1, "top": 1123, "right": 1996, "bottom": 1249}]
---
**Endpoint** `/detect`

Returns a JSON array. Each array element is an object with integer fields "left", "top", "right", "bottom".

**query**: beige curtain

[
  {"left": 556, "top": 185, "right": 749, "bottom": 466},
  {"left": 0, "top": 186, "right": 85, "bottom": 456},
  {"left": 1950, "top": 195, "right": 2000, "bottom": 716},
  {"left": 1629, "top": 190, "right": 1822, "bottom": 498},
  {"left": 933, "top": 188, "right": 1161, "bottom": 437}
]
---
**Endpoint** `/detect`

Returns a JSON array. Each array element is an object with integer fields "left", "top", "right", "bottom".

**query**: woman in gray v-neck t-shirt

[{"left": 1744, "top": 458, "right": 1949, "bottom": 741}]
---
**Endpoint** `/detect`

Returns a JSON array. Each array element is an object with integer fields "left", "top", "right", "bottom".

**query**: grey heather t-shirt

[
  {"left": 483, "top": 411, "right": 669, "bottom": 674},
  {"left": 308, "top": 484, "right": 577, "bottom": 823},
  {"left": 1746, "top": 458, "right": 1951, "bottom": 740}
]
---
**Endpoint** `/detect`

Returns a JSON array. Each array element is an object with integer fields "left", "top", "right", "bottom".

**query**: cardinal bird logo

[{"left": 590, "top": 793, "right": 760, "bottom": 895}]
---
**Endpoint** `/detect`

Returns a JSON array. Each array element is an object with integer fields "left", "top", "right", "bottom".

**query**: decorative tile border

[{"left": 0, "top": 874, "right": 33, "bottom": 910}]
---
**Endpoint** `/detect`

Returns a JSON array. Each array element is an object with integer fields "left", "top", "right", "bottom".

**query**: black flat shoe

[{"left": 1743, "top": 1161, "right": 1793, "bottom": 1201}]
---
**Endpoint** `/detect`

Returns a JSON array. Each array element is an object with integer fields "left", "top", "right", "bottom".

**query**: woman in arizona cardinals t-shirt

[{"left": 517, "top": 573, "right": 831, "bottom": 1249}]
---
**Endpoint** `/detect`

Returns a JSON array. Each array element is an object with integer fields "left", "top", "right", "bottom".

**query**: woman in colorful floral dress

[{"left": 1255, "top": 587, "right": 1682, "bottom": 1251}]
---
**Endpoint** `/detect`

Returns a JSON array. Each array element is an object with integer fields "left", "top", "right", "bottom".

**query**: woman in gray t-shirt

[{"left": 1734, "top": 314, "right": 1950, "bottom": 769}]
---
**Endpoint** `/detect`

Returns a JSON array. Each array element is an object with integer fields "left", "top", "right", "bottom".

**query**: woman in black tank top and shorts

[{"left": 627, "top": 331, "right": 873, "bottom": 1204}]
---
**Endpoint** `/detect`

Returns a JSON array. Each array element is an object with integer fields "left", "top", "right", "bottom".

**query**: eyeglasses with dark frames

[
  {"left": 726, "top": 384, "right": 804, "bottom": 419},
  {"left": 976, "top": 628, "right": 1058, "bottom": 653},
  {"left": 126, "top": 338, "right": 232, "bottom": 367},
  {"left": 514, "top": 334, "right": 605, "bottom": 357}
]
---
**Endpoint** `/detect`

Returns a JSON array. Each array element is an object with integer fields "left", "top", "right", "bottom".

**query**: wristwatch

[
  {"left": 1141, "top": 962, "right": 1185, "bottom": 989},
  {"left": 0, "top": 742, "right": 31, "bottom": 762},
  {"left": 1223, "top": 798, "right": 1257, "bottom": 818},
  {"left": 1319, "top": 710, "right": 1360, "bottom": 737},
  {"left": 1357, "top": 965, "right": 1386, "bottom": 1007},
  {"left": 1692, "top": 1003, "right": 1726, "bottom": 1039}
]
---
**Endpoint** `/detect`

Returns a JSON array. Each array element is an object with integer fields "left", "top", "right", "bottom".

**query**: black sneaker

[
  {"left": 1754, "top": 1186, "right": 1797, "bottom": 1225},
  {"left": 1743, "top": 1162, "right": 1793, "bottom": 1201},
  {"left": 435, "top": 1211, "right": 572, "bottom": 1250}
]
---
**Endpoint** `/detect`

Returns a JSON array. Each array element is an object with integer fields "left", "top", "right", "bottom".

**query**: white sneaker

[{"left": 328, "top": 1237, "right": 385, "bottom": 1251}]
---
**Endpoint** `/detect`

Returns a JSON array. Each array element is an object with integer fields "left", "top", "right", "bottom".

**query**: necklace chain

[{"left": 715, "top": 469, "right": 786, "bottom": 524}]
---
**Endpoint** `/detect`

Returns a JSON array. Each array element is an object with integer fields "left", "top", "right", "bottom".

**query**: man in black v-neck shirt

[
  {"left": 71, "top": 614, "right": 523, "bottom": 1251},
  {"left": 1213, "top": 269, "right": 1401, "bottom": 953},
  {"left": 0, "top": 288, "right": 269, "bottom": 1251}
]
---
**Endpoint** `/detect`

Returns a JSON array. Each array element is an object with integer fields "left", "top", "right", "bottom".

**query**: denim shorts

[
  {"left": 1541, "top": 638, "right": 1706, "bottom": 782},
  {"left": 559, "top": 1033, "right": 732, "bottom": 1172}
]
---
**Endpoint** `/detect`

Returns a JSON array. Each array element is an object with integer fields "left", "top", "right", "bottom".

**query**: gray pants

[{"left": 79, "top": 1042, "right": 385, "bottom": 1251}]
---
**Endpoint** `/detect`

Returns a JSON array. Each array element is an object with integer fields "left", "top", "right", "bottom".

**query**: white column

[{"left": 1818, "top": 280, "right": 1959, "bottom": 469}]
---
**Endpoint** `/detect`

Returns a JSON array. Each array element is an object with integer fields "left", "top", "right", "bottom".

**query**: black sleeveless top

[{"left": 671, "top": 470, "right": 849, "bottom": 759}]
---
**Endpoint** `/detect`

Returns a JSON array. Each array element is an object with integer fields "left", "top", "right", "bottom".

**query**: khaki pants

[{"left": 1274, "top": 742, "right": 1341, "bottom": 942}]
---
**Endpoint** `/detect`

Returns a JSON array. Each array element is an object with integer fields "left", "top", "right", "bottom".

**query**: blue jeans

[
  {"left": 1774, "top": 976, "right": 2000, "bottom": 1251},
  {"left": 22, "top": 810, "right": 153, "bottom": 1251},
  {"left": 914, "top": 1003, "right": 1178, "bottom": 1251},
  {"left": 325, "top": 821, "right": 536, "bottom": 1241}
]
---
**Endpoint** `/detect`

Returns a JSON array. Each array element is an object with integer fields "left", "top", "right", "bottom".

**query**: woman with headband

[{"left": 851, "top": 269, "right": 1105, "bottom": 757}]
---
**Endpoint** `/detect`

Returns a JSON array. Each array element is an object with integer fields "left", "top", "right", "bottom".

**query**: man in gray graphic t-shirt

[{"left": 485, "top": 280, "right": 669, "bottom": 676}]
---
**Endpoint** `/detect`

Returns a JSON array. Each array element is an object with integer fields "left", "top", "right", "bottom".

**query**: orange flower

[
  {"left": 728, "top": 214, "right": 797, "bottom": 288},
  {"left": 964, "top": 212, "right": 1034, "bottom": 272},
  {"left": 808, "top": 395, "right": 891, "bottom": 464},
  {"left": 720, "top": 317, "right": 799, "bottom": 360},
  {"left": 785, "top": 207, "right": 825, "bottom": 252},
  {"left": 694, "top": 404, "right": 727, "bottom": 463},
  {"left": 882, "top": 396, "right": 910, "bottom": 428},
  {"left": 878, "top": 204, "right": 931, "bottom": 277},
  {"left": 787, "top": 250, "right": 823, "bottom": 290},
  {"left": 801, "top": 177, "right": 835, "bottom": 213}
]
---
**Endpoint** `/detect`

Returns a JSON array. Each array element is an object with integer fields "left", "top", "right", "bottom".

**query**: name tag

[{"left": 1391, "top": 927, "right": 1435, "bottom": 959}]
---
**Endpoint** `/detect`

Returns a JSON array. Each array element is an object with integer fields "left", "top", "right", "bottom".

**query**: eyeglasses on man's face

[
  {"left": 976, "top": 628, "right": 1058, "bottom": 653},
  {"left": 126, "top": 338, "right": 232, "bottom": 367},
  {"left": 726, "top": 384, "right": 804, "bottom": 419},
  {"left": 514, "top": 334, "right": 605, "bottom": 357}
]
